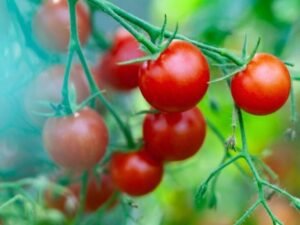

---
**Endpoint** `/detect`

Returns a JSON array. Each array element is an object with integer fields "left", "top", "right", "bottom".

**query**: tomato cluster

[{"left": 29, "top": 0, "right": 292, "bottom": 218}]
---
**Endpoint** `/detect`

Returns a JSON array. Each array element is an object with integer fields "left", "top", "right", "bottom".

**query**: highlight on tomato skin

[
  {"left": 230, "top": 53, "right": 291, "bottom": 115},
  {"left": 143, "top": 107, "right": 206, "bottom": 162},
  {"left": 138, "top": 40, "right": 210, "bottom": 113},
  {"left": 110, "top": 149, "right": 164, "bottom": 197},
  {"left": 33, "top": 0, "right": 91, "bottom": 51},
  {"left": 95, "top": 28, "right": 145, "bottom": 91},
  {"left": 42, "top": 107, "right": 108, "bottom": 172},
  {"left": 24, "top": 64, "right": 90, "bottom": 127}
]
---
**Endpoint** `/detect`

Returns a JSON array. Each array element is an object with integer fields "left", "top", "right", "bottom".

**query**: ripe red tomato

[
  {"left": 138, "top": 40, "right": 210, "bottom": 112},
  {"left": 110, "top": 150, "right": 163, "bottom": 196},
  {"left": 95, "top": 28, "right": 144, "bottom": 91},
  {"left": 45, "top": 173, "right": 116, "bottom": 215},
  {"left": 143, "top": 107, "right": 206, "bottom": 162},
  {"left": 24, "top": 64, "right": 90, "bottom": 127},
  {"left": 43, "top": 107, "right": 108, "bottom": 171},
  {"left": 33, "top": 0, "right": 91, "bottom": 51},
  {"left": 230, "top": 53, "right": 291, "bottom": 115}
]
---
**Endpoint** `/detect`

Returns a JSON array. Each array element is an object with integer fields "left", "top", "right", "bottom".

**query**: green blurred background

[{"left": 0, "top": 0, "right": 300, "bottom": 224}]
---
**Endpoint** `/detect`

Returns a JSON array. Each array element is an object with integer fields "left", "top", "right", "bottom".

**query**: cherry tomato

[
  {"left": 43, "top": 107, "right": 108, "bottom": 171},
  {"left": 24, "top": 64, "right": 90, "bottom": 127},
  {"left": 230, "top": 53, "right": 291, "bottom": 115},
  {"left": 33, "top": 0, "right": 91, "bottom": 51},
  {"left": 45, "top": 173, "right": 116, "bottom": 215},
  {"left": 143, "top": 107, "right": 206, "bottom": 161},
  {"left": 138, "top": 40, "right": 210, "bottom": 112},
  {"left": 96, "top": 28, "right": 144, "bottom": 91},
  {"left": 110, "top": 150, "right": 163, "bottom": 196}
]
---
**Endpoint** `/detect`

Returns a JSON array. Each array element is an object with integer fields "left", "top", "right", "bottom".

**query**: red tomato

[
  {"left": 45, "top": 173, "right": 116, "bottom": 215},
  {"left": 230, "top": 53, "right": 291, "bottom": 115},
  {"left": 33, "top": 0, "right": 91, "bottom": 51},
  {"left": 138, "top": 40, "right": 210, "bottom": 112},
  {"left": 43, "top": 107, "right": 108, "bottom": 171},
  {"left": 110, "top": 150, "right": 163, "bottom": 196},
  {"left": 95, "top": 28, "right": 144, "bottom": 91},
  {"left": 143, "top": 107, "right": 206, "bottom": 161},
  {"left": 24, "top": 64, "right": 90, "bottom": 127}
]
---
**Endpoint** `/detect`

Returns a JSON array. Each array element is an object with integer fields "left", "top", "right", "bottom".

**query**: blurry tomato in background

[{"left": 24, "top": 64, "right": 90, "bottom": 127}]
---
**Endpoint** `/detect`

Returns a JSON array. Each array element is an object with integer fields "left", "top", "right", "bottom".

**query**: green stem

[
  {"left": 92, "top": 0, "right": 158, "bottom": 53},
  {"left": 61, "top": 49, "right": 75, "bottom": 114},
  {"left": 94, "top": 0, "right": 244, "bottom": 65},
  {"left": 201, "top": 154, "right": 243, "bottom": 186},
  {"left": 67, "top": 0, "right": 135, "bottom": 148},
  {"left": 73, "top": 171, "right": 89, "bottom": 225},
  {"left": 234, "top": 200, "right": 261, "bottom": 225},
  {"left": 236, "top": 107, "right": 248, "bottom": 152},
  {"left": 261, "top": 181, "right": 298, "bottom": 202}
]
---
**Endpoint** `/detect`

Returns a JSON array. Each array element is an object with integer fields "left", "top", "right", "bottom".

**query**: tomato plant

[
  {"left": 139, "top": 40, "right": 210, "bottom": 112},
  {"left": 33, "top": 0, "right": 91, "bottom": 51},
  {"left": 231, "top": 53, "right": 291, "bottom": 115},
  {"left": 110, "top": 150, "right": 164, "bottom": 196},
  {"left": 143, "top": 107, "right": 206, "bottom": 161},
  {"left": 95, "top": 28, "right": 144, "bottom": 91},
  {"left": 43, "top": 107, "right": 108, "bottom": 171},
  {"left": 3, "top": 0, "right": 300, "bottom": 224}
]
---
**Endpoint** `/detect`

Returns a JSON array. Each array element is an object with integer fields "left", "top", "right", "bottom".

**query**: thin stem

[
  {"left": 201, "top": 154, "right": 243, "bottom": 186},
  {"left": 61, "top": 49, "right": 75, "bottom": 114},
  {"left": 92, "top": 0, "right": 158, "bottom": 53},
  {"left": 73, "top": 171, "right": 89, "bottom": 225},
  {"left": 234, "top": 200, "right": 261, "bottom": 225},
  {"left": 261, "top": 181, "right": 297, "bottom": 202},
  {"left": 236, "top": 107, "right": 248, "bottom": 152},
  {"left": 94, "top": 0, "right": 244, "bottom": 65},
  {"left": 68, "top": 0, "right": 135, "bottom": 148}
]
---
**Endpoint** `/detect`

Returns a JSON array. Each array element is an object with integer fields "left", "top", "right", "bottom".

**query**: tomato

[
  {"left": 110, "top": 150, "right": 163, "bottom": 196},
  {"left": 45, "top": 173, "right": 116, "bottom": 216},
  {"left": 143, "top": 107, "right": 206, "bottom": 162},
  {"left": 43, "top": 107, "right": 108, "bottom": 171},
  {"left": 33, "top": 0, "right": 91, "bottom": 51},
  {"left": 138, "top": 40, "right": 210, "bottom": 112},
  {"left": 80, "top": 174, "right": 117, "bottom": 212},
  {"left": 230, "top": 53, "right": 291, "bottom": 115},
  {"left": 95, "top": 28, "right": 144, "bottom": 91},
  {"left": 24, "top": 64, "right": 90, "bottom": 127}
]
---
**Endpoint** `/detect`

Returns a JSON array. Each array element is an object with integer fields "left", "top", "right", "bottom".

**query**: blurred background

[{"left": 0, "top": 0, "right": 300, "bottom": 224}]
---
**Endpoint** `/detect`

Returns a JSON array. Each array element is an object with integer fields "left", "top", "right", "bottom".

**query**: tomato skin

[
  {"left": 70, "top": 174, "right": 116, "bottom": 212},
  {"left": 143, "top": 107, "right": 206, "bottom": 162},
  {"left": 138, "top": 40, "right": 210, "bottom": 112},
  {"left": 43, "top": 107, "right": 108, "bottom": 171},
  {"left": 231, "top": 53, "right": 291, "bottom": 115},
  {"left": 96, "top": 28, "right": 144, "bottom": 91},
  {"left": 24, "top": 64, "right": 90, "bottom": 127},
  {"left": 33, "top": 0, "right": 91, "bottom": 51},
  {"left": 110, "top": 150, "right": 163, "bottom": 196}
]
